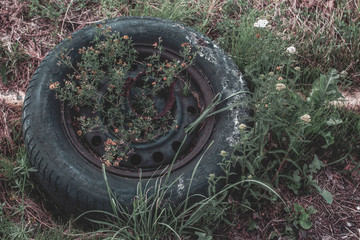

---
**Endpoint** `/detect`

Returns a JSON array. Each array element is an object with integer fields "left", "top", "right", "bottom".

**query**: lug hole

[
  {"left": 172, "top": 141, "right": 181, "bottom": 152},
  {"left": 130, "top": 154, "right": 142, "bottom": 166},
  {"left": 153, "top": 152, "right": 164, "bottom": 163},
  {"left": 187, "top": 106, "right": 197, "bottom": 115},
  {"left": 91, "top": 136, "right": 102, "bottom": 147}
]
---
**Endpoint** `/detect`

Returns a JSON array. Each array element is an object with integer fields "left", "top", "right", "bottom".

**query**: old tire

[{"left": 22, "top": 17, "right": 249, "bottom": 213}]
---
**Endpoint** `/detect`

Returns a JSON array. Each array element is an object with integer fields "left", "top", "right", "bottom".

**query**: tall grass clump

[
  {"left": 80, "top": 163, "right": 282, "bottom": 239},
  {"left": 79, "top": 151, "right": 229, "bottom": 239}
]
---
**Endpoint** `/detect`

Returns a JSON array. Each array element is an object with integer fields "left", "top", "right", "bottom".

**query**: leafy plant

[
  {"left": 51, "top": 26, "right": 195, "bottom": 166},
  {"left": 230, "top": 28, "right": 345, "bottom": 207},
  {"left": 290, "top": 203, "right": 317, "bottom": 230},
  {"left": 287, "top": 155, "right": 333, "bottom": 204}
]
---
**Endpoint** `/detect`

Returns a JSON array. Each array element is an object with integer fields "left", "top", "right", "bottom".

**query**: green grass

[
  {"left": 1, "top": 0, "right": 360, "bottom": 239},
  {"left": 0, "top": 43, "right": 31, "bottom": 86}
]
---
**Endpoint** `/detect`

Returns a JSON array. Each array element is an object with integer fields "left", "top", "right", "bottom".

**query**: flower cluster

[
  {"left": 276, "top": 83, "right": 286, "bottom": 91},
  {"left": 49, "top": 81, "right": 60, "bottom": 90},
  {"left": 220, "top": 150, "right": 227, "bottom": 157},
  {"left": 300, "top": 114, "right": 311, "bottom": 123},
  {"left": 286, "top": 46, "right": 297, "bottom": 54},
  {"left": 239, "top": 123, "right": 247, "bottom": 131}
]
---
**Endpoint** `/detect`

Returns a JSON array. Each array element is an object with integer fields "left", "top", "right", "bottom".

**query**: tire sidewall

[{"left": 23, "top": 17, "right": 248, "bottom": 213}]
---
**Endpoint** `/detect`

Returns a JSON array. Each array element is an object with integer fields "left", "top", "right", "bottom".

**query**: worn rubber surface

[{"left": 22, "top": 17, "right": 249, "bottom": 213}]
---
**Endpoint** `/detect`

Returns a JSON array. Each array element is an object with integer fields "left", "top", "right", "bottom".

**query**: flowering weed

[{"left": 51, "top": 27, "right": 195, "bottom": 166}]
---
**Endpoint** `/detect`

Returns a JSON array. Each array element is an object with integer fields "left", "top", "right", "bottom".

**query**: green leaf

[
  {"left": 293, "top": 203, "right": 303, "bottom": 214},
  {"left": 313, "top": 185, "right": 333, "bottom": 204},
  {"left": 299, "top": 214, "right": 312, "bottom": 230},
  {"left": 319, "top": 189, "right": 333, "bottom": 204},
  {"left": 195, "top": 231, "right": 212, "bottom": 240},
  {"left": 292, "top": 169, "right": 301, "bottom": 182},
  {"left": 284, "top": 225, "right": 294, "bottom": 236},
  {"left": 321, "top": 131, "right": 335, "bottom": 148},
  {"left": 306, "top": 206, "right": 318, "bottom": 215},
  {"left": 309, "top": 155, "right": 325, "bottom": 174},
  {"left": 309, "top": 69, "right": 343, "bottom": 108}
]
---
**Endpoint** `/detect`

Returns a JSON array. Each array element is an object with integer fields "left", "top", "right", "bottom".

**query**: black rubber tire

[{"left": 22, "top": 17, "right": 249, "bottom": 214}]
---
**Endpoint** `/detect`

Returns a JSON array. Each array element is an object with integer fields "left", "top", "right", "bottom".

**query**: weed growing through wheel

[{"left": 50, "top": 26, "right": 195, "bottom": 167}]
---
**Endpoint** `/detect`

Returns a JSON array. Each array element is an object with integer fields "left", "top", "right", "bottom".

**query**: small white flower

[
  {"left": 239, "top": 124, "right": 247, "bottom": 130},
  {"left": 286, "top": 46, "right": 297, "bottom": 54},
  {"left": 220, "top": 150, "right": 227, "bottom": 157},
  {"left": 294, "top": 66, "right": 301, "bottom": 71},
  {"left": 326, "top": 118, "right": 343, "bottom": 126},
  {"left": 254, "top": 19, "right": 269, "bottom": 28},
  {"left": 209, "top": 173, "right": 215, "bottom": 180},
  {"left": 276, "top": 83, "right": 286, "bottom": 91},
  {"left": 300, "top": 114, "right": 311, "bottom": 123}
]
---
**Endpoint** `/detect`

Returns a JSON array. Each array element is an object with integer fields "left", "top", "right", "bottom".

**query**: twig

[
  {"left": 271, "top": 154, "right": 288, "bottom": 184},
  {"left": 61, "top": 0, "right": 74, "bottom": 37}
]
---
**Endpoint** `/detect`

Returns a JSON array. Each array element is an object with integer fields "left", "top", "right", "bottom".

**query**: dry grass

[
  {"left": 0, "top": 103, "right": 22, "bottom": 157},
  {"left": 0, "top": 181, "right": 57, "bottom": 230},
  {"left": 275, "top": 0, "right": 360, "bottom": 83}
]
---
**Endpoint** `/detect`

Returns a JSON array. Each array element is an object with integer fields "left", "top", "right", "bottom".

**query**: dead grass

[
  {"left": 274, "top": 0, "right": 360, "bottom": 84},
  {"left": 0, "top": 102, "right": 22, "bottom": 157},
  {"left": 0, "top": 0, "right": 109, "bottom": 92},
  {"left": 0, "top": 180, "right": 58, "bottom": 230}
]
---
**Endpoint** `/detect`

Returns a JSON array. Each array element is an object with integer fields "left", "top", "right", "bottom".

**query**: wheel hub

[{"left": 62, "top": 45, "right": 215, "bottom": 178}]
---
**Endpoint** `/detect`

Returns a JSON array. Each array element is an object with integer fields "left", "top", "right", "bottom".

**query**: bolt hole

[
  {"left": 153, "top": 152, "right": 164, "bottom": 163},
  {"left": 91, "top": 136, "right": 102, "bottom": 147},
  {"left": 130, "top": 154, "right": 142, "bottom": 166},
  {"left": 172, "top": 141, "right": 181, "bottom": 152},
  {"left": 187, "top": 106, "right": 197, "bottom": 116}
]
